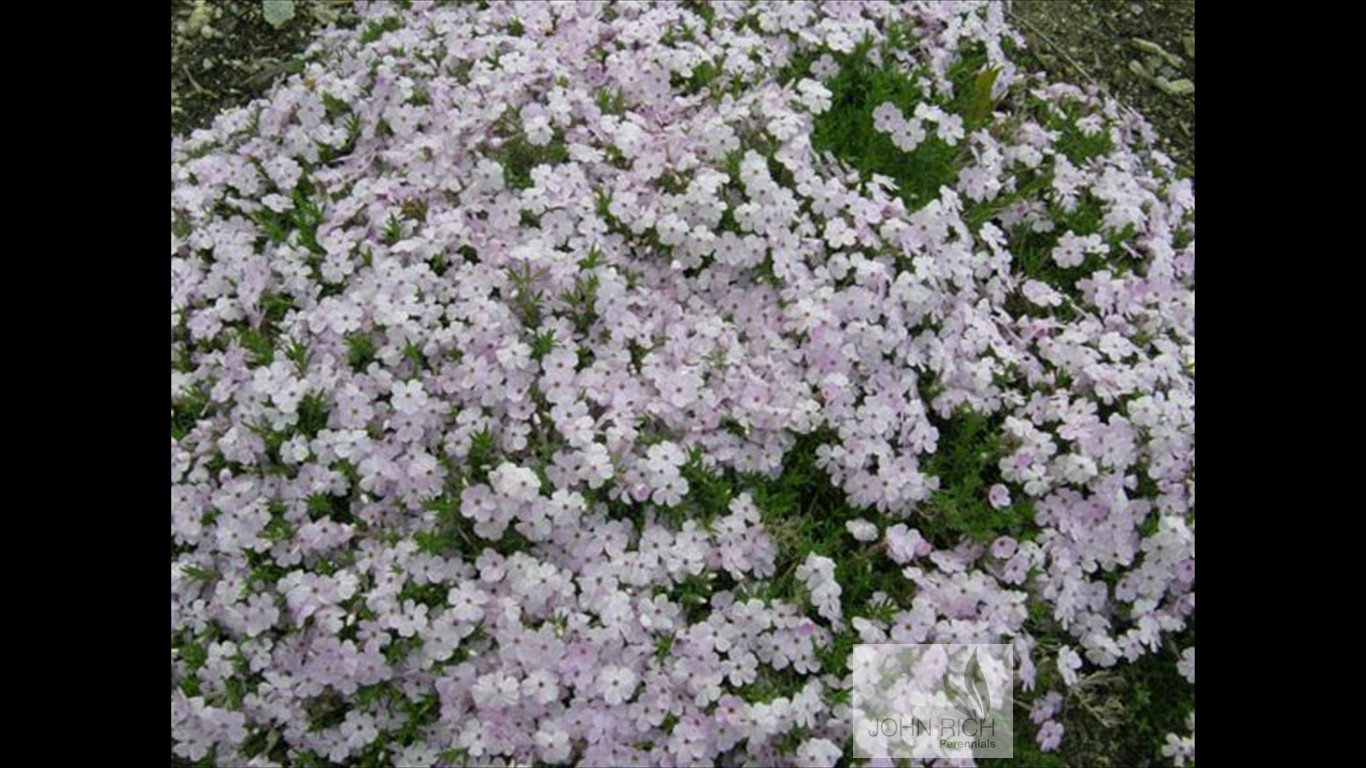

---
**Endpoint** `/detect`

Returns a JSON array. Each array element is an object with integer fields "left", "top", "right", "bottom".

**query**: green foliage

[
  {"left": 172, "top": 386, "right": 212, "bottom": 441},
  {"left": 810, "top": 37, "right": 990, "bottom": 211},
  {"left": 919, "top": 410, "right": 1035, "bottom": 545},
  {"left": 346, "top": 333, "right": 377, "bottom": 371},
  {"left": 968, "top": 66, "right": 1002, "bottom": 128},
  {"left": 296, "top": 393, "right": 329, "bottom": 439},
  {"left": 308, "top": 491, "right": 354, "bottom": 524},
  {"left": 1052, "top": 628, "right": 1196, "bottom": 767},
  {"left": 595, "top": 88, "right": 627, "bottom": 117},
  {"left": 466, "top": 428, "right": 497, "bottom": 485},
  {"left": 358, "top": 16, "right": 402, "bottom": 45},
  {"left": 236, "top": 326, "right": 274, "bottom": 365},
  {"left": 529, "top": 330, "right": 556, "bottom": 361},
  {"left": 382, "top": 212, "right": 405, "bottom": 245},
  {"left": 505, "top": 261, "right": 548, "bottom": 328}
]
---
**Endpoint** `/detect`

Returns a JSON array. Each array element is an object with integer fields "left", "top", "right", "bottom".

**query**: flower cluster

[
  {"left": 872, "top": 101, "right": 964, "bottom": 152},
  {"left": 172, "top": 1, "right": 1194, "bottom": 764}
]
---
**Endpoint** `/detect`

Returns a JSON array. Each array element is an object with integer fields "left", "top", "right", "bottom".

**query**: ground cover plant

[{"left": 171, "top": 2, "right": 1195, "bottom": 765}]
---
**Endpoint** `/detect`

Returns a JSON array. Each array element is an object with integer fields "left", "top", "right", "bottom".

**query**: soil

[{"left": 170, "top": 0, "right": 355, "bottom": 136}]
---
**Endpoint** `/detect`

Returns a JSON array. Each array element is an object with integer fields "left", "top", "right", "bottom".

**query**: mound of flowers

[{"left": 171, "top": 2, "right": 1194, "bottom": 765}]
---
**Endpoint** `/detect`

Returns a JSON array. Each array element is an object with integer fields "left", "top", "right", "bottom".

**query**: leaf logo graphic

[{"left": 943, "top": 649, "right": 990, "bottom": 721}]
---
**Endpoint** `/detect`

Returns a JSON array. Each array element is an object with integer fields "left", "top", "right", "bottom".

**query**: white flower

[
  {"left": 796, "top": 737, "right": 843, "bottom": 767},
  {"left": 1022, "top": 279, "right": 1063, "bottom": 307},
  {"left": 1058, "top": 646, "right": 1083, "bottom": 686},
  {"left": 656, "top": 213, "right": 690, "bottom": 247},
  {"left": 490, "top": 463, "right": 541, "bottom": 502},
  {"left": 796, "top": 79, "right": 833, "bottom": 113},
  {"left": 845, "top": 518, "right": 879, "bottom": 542},
  {"left": 391, "top": 380, "right": 429, "bottom": 415},
  {"left": 1177, "top": 647, "right": 1195, "bottom": 684},
  {"left": 597, "top": 665, "right": 638, "bottom": 705}
]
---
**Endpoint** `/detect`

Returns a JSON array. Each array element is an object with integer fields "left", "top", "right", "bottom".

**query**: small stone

[
  {"left": 1132, "top": 38, "right": 1162, "bottom": 55},
  {"left": 263, "top": 1, "right": 298, "bottom": 30},
  {"left": 1133, "top": 38, "right": 1184, "bottom": 69},
  {"left": 1183, "top": 35, "right": 1195, "bottom": 59},
  {"left": 1154, "top": 77, "right": 1195, "bottom": 97},
  {"left": 186, "top": 0, "right": 212, "bottom": 36},
  {"left": 311, "top": 3, "right": 341, "bottom": 25}
]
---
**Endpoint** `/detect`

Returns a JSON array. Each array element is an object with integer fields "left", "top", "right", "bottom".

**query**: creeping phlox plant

[{"left": 171, "top": 2, "right": 1194, "bottom": 765}]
